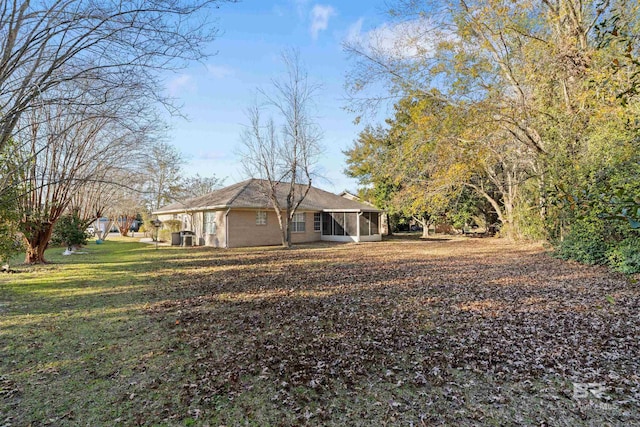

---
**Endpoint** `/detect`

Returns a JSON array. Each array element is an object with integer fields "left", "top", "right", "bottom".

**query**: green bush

[
  {"left": 555, "top": 218, "right": 608, "bottom": 265},
  {"left": 155, "top": 219, "right": 181, "bottom": 242},
  {"left": 52, "top": 213, "right": 89, "bottom": 249},
  {"left": 0, "top": 221, "right": 22, "bottom": 263},
  {"left": 514, "top": 204, "right": 547, "bottom": 241},
  {"left": 163, "top": 219, "right": 182, "bottom": 232},
  {"left": 49, "top": 231, "right": 64, "bottom": 247},
  {"left": 606, "top": 238, "right": 640, "bottom": 274},
  {"left": 555, "top": 215, "right": 640, "bottom": 273},
  {"left": 158, "top": 229, "right": 171, "bottom": 242}
]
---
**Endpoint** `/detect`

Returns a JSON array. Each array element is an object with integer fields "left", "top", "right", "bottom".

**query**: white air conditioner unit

[{"left": 181, "top": 234, "right": 194, "bottom": 247}]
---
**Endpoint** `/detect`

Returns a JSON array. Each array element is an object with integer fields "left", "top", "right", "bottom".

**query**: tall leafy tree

[{"left": 345, "top": 0, "right": 640, "bottom": 240}]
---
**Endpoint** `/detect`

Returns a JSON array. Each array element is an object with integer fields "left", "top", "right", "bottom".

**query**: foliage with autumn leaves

[{"left": 344, "top": 0, "right": 640, "bottom": 271}]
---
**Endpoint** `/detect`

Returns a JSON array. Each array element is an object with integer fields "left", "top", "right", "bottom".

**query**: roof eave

[
  {"left": 153, "top": 204, "right": 230, "bottom": 215},
  {"left": 321, "top": 208, "right": 381, "bottom": 213}
]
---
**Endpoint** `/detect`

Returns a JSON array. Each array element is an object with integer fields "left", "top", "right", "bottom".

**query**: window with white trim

[
  {"left": 256, "top": 211, "right": 267, "bottom": 225},
  {"left": 292, "top": 212, "right": 305, "bottom": 232},
  {"left": 204, "top": 212, "right": 216, "bottom": 234},
  {"left": 313, "top": 212, "right": 321, "bottom": 232}
]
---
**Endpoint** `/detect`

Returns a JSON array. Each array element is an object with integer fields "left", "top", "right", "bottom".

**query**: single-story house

[{"left": 152, "top": 178, "right": 383, "bottom": 248}]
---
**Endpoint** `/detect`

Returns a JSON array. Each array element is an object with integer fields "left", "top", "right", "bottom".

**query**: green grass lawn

[
  {"left": 0, "top": 239, "right": 206, "bottom": 425},
  {"left": 1, "top": 237, "right": 638, "bottom": 426}
]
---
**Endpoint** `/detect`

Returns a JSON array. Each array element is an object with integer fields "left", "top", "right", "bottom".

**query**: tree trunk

[
  {"left": 24, "top": 224, "right": 54, "bottom": 264},
  {"left": 118, "top": 214, "right": 137, "bottom": 237},
  {"left": 383, "top": 213, "right": 393, "bottom": 236},
  {"left": 97, "top": 220, "right": 114, "bottom": 240},
  {"left": 413, "top": 215, "right": 430, "bottom": 238},
  {"left": 270, "top": 203, "right": 289, "bottom": 248},
  {"left": 283, "top": 209, "right": 292, "bottom": 248},
  {"left": 283, "top": 229, "right": 291, "bottom": 248},
  {"left": 120, "top": 226, "right": 129, "bottom": 237},
  {"left": 465, "top": 182, "right": 513, "bottom": 238},
  {"left": 502, "top": 198, "right": 516, "bottom": 240}
]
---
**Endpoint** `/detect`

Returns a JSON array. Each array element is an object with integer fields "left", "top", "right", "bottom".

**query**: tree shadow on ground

[
  {"left": 145, "top": 238, "right": 638, "bottom": 425},
  {"left": 3, "top": 238, "right": 638, "bottom": 426}
]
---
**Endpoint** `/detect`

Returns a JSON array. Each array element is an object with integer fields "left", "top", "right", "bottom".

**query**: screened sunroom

[{"left": 320, "top": 211, "right": 382, "bottom": 242}]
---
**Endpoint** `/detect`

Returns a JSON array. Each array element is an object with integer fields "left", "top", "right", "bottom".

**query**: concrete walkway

[{"left": 138, "top": 237, "right": 171, "bottom": 246}]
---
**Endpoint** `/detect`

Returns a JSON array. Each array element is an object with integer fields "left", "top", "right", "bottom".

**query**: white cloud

[
  {"left": 167, "top": 74, "right": 194, "bottom": 96},
  {"left": 197, "top": 150, "right": 226, "bottom": 160},
  {"left": 346, "top": 17, "right": 364, "bottom": 43},
  {"left": 346, "top": 18, "right": 447, "bottom": 60},
  {"left": 206, "top": 65, "right": 234, "bottom": 79},
  {"left": 310, "top": 4, "right": 336, "bottom": 40},
  {"left": 292, "top": 0, "right": 309, "bottom": 18}
]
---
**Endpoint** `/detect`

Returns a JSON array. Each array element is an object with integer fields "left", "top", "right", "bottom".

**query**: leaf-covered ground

[
  {"left": 149, "top": 237, "right": 640, "bottom": 426},
  {"left": 1, "top": 236, "right": 639, "bottom": 425}
]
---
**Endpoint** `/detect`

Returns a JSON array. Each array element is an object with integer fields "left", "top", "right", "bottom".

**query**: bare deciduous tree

[
  {"left": 110, "top": 190, "right": 144, "bottom": 238},
  {"left": 68, "top": 171, "right": 121, "bottom": 231},
  {"left": 141, "top": 141, "right": 186, "bottom": 212},
  {"left": 69, "top": 168, "right": 144, "bottom": 240},
  {"left": 0, "top": 1, "right": 237, "bottom": 260},
  {"left": 179, "top": 174, "right": 225, "bottom": 199},
  {"left": 14, "top": 90, "right": 153, "bottom": 263},
  {"left": 0, "top": 0, "right": 236, "bottom": 152},
  {"left": 240, "top": 50, "right": 322, "bottom": 248}
]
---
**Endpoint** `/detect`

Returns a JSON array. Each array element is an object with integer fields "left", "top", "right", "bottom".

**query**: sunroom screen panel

[
  {"left": 360, "top": 213, "right": 371, "bottom": 236},
  {"left": 345, "top": 212, "right": 358, "bottom": 236},
  {"left": 370, "top": 212, "right": 379, "bottom": 234},
  {"left": 333, "top": 212, "right": 345, "bottom": 236},
  {"left": 322, "top": 213, "right": 332, "bottom": 235}
]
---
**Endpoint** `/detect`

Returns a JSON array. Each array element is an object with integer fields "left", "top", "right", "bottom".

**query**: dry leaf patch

[{"left": 146, "top": 238, "right": 640, "bottom": 425}]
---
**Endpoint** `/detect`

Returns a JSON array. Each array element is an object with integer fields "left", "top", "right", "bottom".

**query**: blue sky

[{"left": 162, "top": 0, "right": 390, "bottom": 193}]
